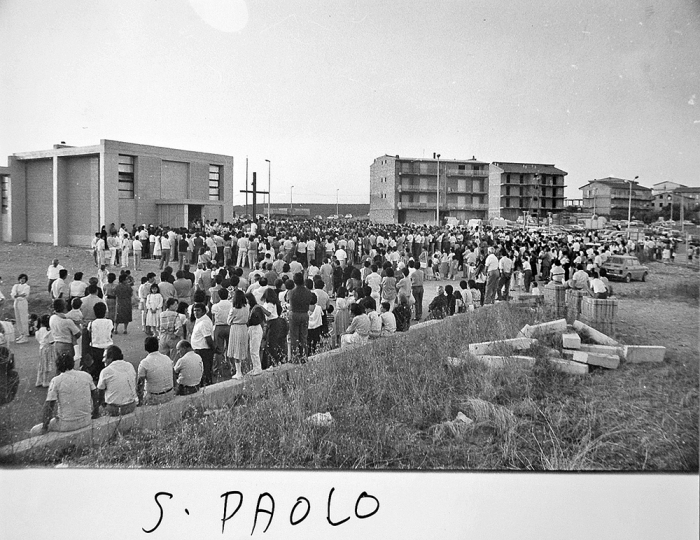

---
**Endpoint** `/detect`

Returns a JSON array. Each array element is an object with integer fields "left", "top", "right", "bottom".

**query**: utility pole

[
  {"left": 265, "top": 159, "right": 271, "bottom": 221},
  {"left": 434, "top": 153, "right": 440, "bottom": 225},
  {"left": 336, "top": 188, "right": 339, "bottom": 217},
  {"left": 245, "top": 157, "right": 248, "bottom": 217}
]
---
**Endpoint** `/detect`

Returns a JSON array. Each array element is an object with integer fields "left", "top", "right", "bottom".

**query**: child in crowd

[
  {"left": 379, "top": 302, "right": 396, "bottom": 336},
  {"left": 66, "top": 298, "right": 84, "bottom": 362},
  {"left": 145, "top": 283, "right": 164, "bottom": 337},
  {"left": 35, "top": 315, "right": 54, "bottom": 388},
  {"left": 424, "top": 259, "right": 435, "bottom": 281}
]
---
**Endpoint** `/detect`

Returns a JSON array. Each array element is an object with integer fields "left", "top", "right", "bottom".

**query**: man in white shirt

[
  {"left": 137, "top": 336, "right": 174, "bottom": 405},
  {"left": 211, "top": 288, "right": 232, "bottom": 378},
  {"left": 497, "top": 251, "right": 514, "bottom": 301},
  {"left": 159, "top": 235, "right": 171, "bottom": 270},
  {"left": 484, "top": 247, "right": 500, "bottom": 305},
  {"left": 47, "top": 258, "right": 64, "bottom": 293},
  {"left": 174, "top": 340, "right": 204, "bottom": 395},
  {"left": 190, "top": 303, "right": 215, "bottom": 386},
  {"left": 51, "top": 269, "right": 70, "bottom": 301},
  {"left": 97, "top": 345, "right": 137, "bottom": 416}
]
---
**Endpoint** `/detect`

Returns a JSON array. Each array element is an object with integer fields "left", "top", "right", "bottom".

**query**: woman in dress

[
  {"left": 114, "top": 273, "right": 133, "bottom": 334},
  {"left": 245, "top": 293, "right": 267, "bottom": 376},
  {"left": 144, "top": 283, "right": 163, "bottom": 337},
  {"left": 35, "top": 315, "right": 54, "bottom": 387},
  {"left": 333, "top": 286, "right": 351, "bottom": 346},
  {"left": 11, "top": 274, "right": 30, "bottom": 344},
  {"left": 102, "top": 273, "right": 118, "bottom": 324},
  {"left": 380, "top": 267, "right": 397, "bottom": 309},
  {"left": 227, "top": 289, "right": 249, "bottom": 380}
]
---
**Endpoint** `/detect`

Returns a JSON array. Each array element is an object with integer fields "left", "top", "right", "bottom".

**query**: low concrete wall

[{"left": 0, "top": 319, "right": 443, "bottom": 460}]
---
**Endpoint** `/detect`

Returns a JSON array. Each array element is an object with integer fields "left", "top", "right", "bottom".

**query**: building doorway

[{"left": 188, "top": 204, "right": 202, "bottom": 227}]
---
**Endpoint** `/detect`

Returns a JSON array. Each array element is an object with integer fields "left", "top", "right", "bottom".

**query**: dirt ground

[{"left": 1, "top": 242, "right": 698, "bottom": 450}]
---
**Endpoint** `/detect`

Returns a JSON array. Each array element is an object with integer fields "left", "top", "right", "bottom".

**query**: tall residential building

[
  {"left": 369, "top": 154, "right": 489, "bottom": 224},
  {"left": 579, "top": 177, "right": 653, "bottom": 219},
  {"left": 488, "top": 162, "right": 567, "bottom": 221},
  {"left": 2, "top": 140, "right": 233, "bottom": 245}
]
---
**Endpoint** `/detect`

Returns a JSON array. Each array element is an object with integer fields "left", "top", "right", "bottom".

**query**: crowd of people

[{"left": 0, "top": 214, "right": 692, "bottom": 435}]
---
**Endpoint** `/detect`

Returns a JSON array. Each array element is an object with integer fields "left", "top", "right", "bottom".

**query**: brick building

[
  {"left": 488, "top": 162, "right": 567, "bottom": 222},
  {"left": 369, "top": 154, "right": 490, "bottom": 224},
  {"left": 1, "top": 140, "right": 233, "bottom": 246}
]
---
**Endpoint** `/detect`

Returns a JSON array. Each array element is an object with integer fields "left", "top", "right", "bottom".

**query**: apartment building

[
  {"left": 2, "top": 140, "right": 233, "bottom": 246},
  {"left": 488, "top": 162, "right": 567, "bottom": 221},
  {"left": 370, "top": 154, "right": 489, "bottom": 224},
  {"left": 579, "top": 177, "right": 652, "bottom": 219}
]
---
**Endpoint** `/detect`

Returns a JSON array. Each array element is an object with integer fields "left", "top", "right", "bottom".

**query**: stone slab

[
  {"left": 561, "top": 332, "right": 582, "bottom": 350},
  {"left": 579, "top": 343, "right": 622, "bottom": 356},
  {"left": 550, "top": 358, "right": 589, "bottom": 375},
  {"left": 622, "top": 345, "right": 666, "bottom": 363},
  {"left": 468, "top": 337, "right": 538, "bottom": 356},
  {"left": 572, "top": 320, "right": 619, "bottom": 346},
  {"left": 475, "top": 355, "right": 537, "bottom": 369},
  {"left": 572, "top": 350, "right": 620, "bottom": 369},
  {"left": 518, "top": 319, "right": 567, "bottom": 338}
]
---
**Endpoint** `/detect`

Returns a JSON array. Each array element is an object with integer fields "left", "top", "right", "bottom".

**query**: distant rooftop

[{"left": 491, "top": 162, "right": 567, "bottom": 175}]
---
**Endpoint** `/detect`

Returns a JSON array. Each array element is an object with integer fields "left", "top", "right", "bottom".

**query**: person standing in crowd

[
  {"left": 50, "top": 299, "right": 81, "bottom": 362},
  {"left": 227, "top": 289, "right": 249, "bottom": 380},
  {"left": 497, "top": 249, "right": 513, "bottom": 301},
  {"left": 409, "top": 261, "right": 424, "bottom": 321},
  {"left": 50, "top": 269, "right": 70, "bottom": 302},
  {"left": 245, "top": 293, "right": 267, "bottom": 376},
  {"left": 159, "top": 232, "right": 171, "bottom": 270},
  {"left": 46, "top": 259, "right": 64, "bottom": 293},
  {"left": 158, "top": 298, "right": 183, "bottom": 361},
  {"left": 86, "top": 301, "right": 113, "bottom": 382},
  {"left": 145, "top": 283, "right": 164, "bottom": 337},
  {"left": 210, "top": 287, "right": 232, "bottom": 377},
  {"left": 97, "top": 345, "right": 137, "bottom": 417},
  {"left": 483, "top": 247, "right": 500, "bottom": 305},
  {"left": 190, "top": 302, "right": 215, "bottom": 386},
  {"left": 102, "top": 273, "right": 118, "bottom": 324},
  {"left": 114, "top": 273, "right": 133, "bottom": 334},
  {"left": 261, "top": 287, "right": 286, "bottom": 368},
  {"left": 137, "top": 336, "right": 174, "bottom": 405},
  {"left": 35, "top": 315, "right": 55, "bottom": 387},
  {"left": 287, "top": 272, "right": 314, "bottom": 362},
  {"left": 11, "top": 274, "right": 30, "bottom": 344}
]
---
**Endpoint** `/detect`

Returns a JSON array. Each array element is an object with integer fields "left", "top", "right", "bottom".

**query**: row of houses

[{"left": 1, "top": 140, "right": 697, "bottom": 246}]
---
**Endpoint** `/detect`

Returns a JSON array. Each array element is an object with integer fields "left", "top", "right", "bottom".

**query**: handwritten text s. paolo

[{"left": 142, "top": 487, "right": 380, "bottom": 535}]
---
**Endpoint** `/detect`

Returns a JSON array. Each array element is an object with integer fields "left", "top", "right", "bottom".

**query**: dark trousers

[
  {"left": 196, "top": 348, "right": 214, "bottom": 386},
  {"left": 412, "top": 286, "right": 424, "bottom": 320},
  {"left": 289, "top": 311, "right": 309, "bottom": 361},
  {"left": 497, "top": 273, "right": 512, "bottom": 301}
]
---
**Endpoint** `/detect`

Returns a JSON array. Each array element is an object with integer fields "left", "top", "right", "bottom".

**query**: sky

[{"left": 1, "top": 0, "right": 699, "bottom": 208}]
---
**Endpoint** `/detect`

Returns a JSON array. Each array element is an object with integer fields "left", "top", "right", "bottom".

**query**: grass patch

[{"left": 8, "top": 303, "right": 696, "bottom": 471}]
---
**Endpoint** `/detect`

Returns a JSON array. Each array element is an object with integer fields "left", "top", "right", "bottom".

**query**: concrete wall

[
  {"left": 65, "top": 156, "right": 99, "bottom": 245},
  {"left": 369, "top": 156, "right": 397, "bottom": 223},
  {"left": 161, "top": 160, "right": 189, "bottom": 199},
  {"left": 25, "top": 159, "right": 53, "bottom": 243}
]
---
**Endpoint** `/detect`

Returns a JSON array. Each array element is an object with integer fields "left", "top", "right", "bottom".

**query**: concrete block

[
  {"left": 475, "top": 355, "right": 536, "bottom": 369},
  {"left": 519, "top": 319, "right": 567, "bottom": 338},
  {"left": 562, "top": 332, "right": 581, "bottom": 349},
  {"left": 562, "top": 349, "right": 576, "bottom": 359},
  {"left": 579, "top": 343, "right": 622, "bottom": 356},
  {"left": 550, "top": 358, "right": 589, "bottom": 375},
  {"left": 468, "top": 337, "right": 537, "bottom": 356},
  {"left": 622, "top": 345, "right": 666, "bottom": 363},
  {"left": 572, "top": 350, "right": 620, "bottom": 369},
  {"left": 573, "top": 320, "right": 619, "bottom": 346}
]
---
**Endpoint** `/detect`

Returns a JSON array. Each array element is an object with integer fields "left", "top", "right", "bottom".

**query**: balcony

[
  {"left": 445, "top": 169, "right": 489, "bottom": 178},
  {"left": 399, "top": 185, "right": 436, "bottom": 193},
  {"left": 399, "top": 201, "right": 431, "bottom": 210},
  {"left": 445, "top": 202, "right": 489, "bottom": 210}
]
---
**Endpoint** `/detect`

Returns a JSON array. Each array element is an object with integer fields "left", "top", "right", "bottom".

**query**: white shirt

[
  {"left": 138, "top": 351, "right": 174, "bottom": 394},
  {"left": 47, "top": 264, "right": 64, "bottom": 280},
  {"left": 97, "top": 360, "right": 137, "bottom": 406},
  {"left": 174, "top": 351, "right": 204, "bottom": 386},
  {"left": 485, "top": 253, "right": 499, "bottom": 272},
  {"left": 47, "top": 369, "right": 95, "bottom": 424},
  {"left": 190, "top": 315, "right": 214, "bottom": 350}
]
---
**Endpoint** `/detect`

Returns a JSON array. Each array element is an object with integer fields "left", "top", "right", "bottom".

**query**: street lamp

[
  {"left": 265, "top": 159, "right": 271, "bottom": 221},
  {"left": 336, "top": 188, "right": 339, "bottom": 218},
  {"left": 290, "top": 185, "right": 294, "bottom": 215},
  {"left": 626, "top": 176, "right": 637, "bottom": 240},
  {"left": 434, "top": 153, "right": 441, "bottom": 225}
]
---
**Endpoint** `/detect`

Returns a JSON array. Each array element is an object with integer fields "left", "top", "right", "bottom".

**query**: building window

[
  {"left": 506, "top": 174, "right": 511, "bottom": 184},
  {"left": 118, "top": 155, "right": 135, "bottom": 199},
  {"left": 209, "top": 165, "right": 222, "bottom": 201},
  {"left": 1, "top": 176, "right": 9, "bottom": 214}
]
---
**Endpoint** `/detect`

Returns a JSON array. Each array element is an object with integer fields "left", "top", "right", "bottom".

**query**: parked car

[{"left": 601, "top": 255, "right": 649, "bottom": 283}]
